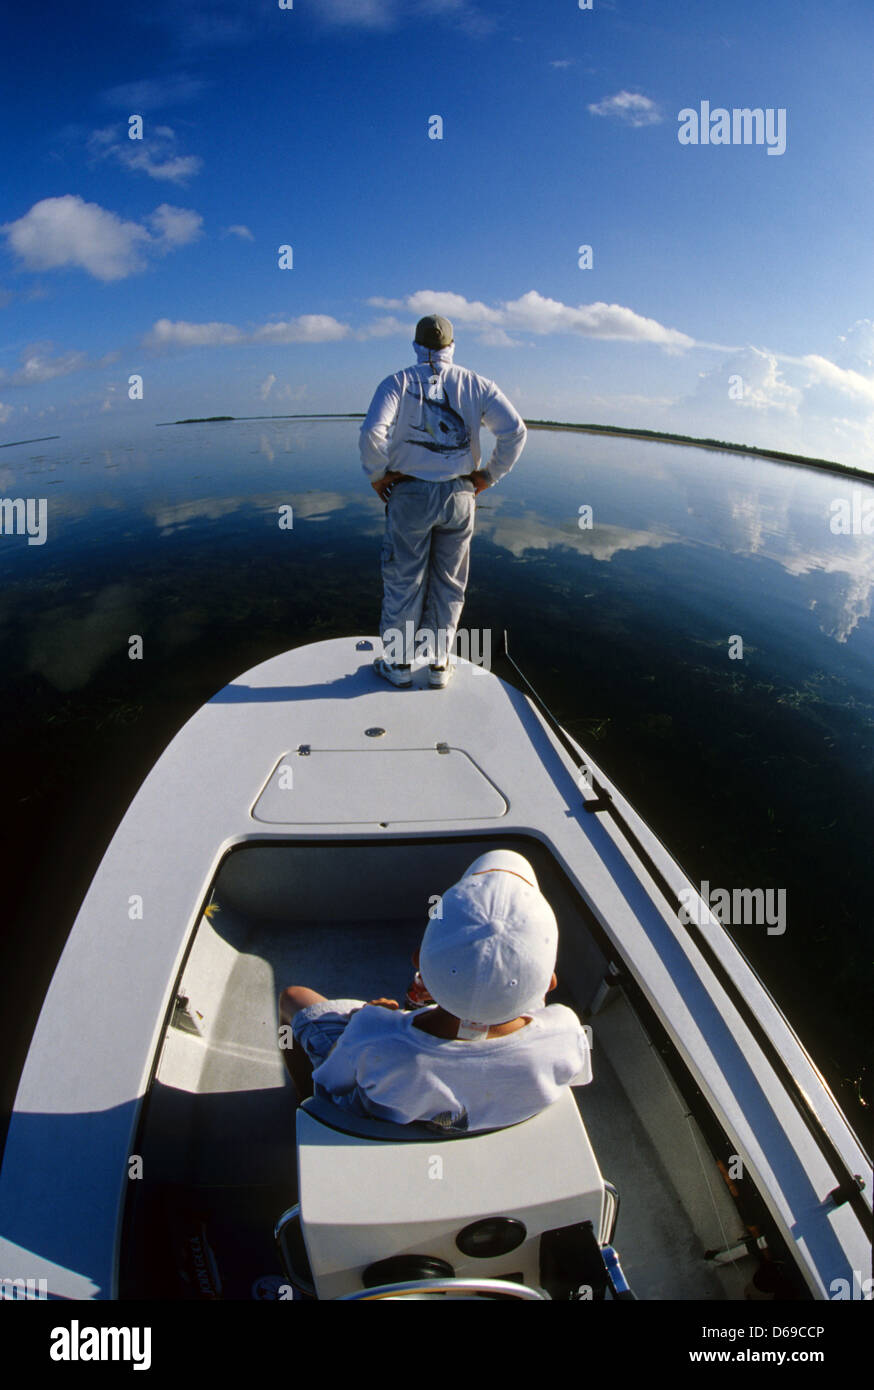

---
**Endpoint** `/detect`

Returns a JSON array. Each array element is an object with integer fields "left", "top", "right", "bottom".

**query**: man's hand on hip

[
  {"left": 469, "top": 471, "right": 491, "bottom": 495},
  {"left": 372, "top": 470, "right": 406, "bottom": 502}
]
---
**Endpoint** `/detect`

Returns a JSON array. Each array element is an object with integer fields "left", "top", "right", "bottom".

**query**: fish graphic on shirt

[{"left": 406, "top": 395, "right": 471, "bottom": 455}]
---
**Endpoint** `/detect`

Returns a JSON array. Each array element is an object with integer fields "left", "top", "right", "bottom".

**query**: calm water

[{"left": 1, "top": 419, "right": 872, "bottom": 1151}]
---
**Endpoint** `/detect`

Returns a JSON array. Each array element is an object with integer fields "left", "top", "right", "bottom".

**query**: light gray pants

[{"left": 380, "top": 477, "right": 476, "bottom": 664}]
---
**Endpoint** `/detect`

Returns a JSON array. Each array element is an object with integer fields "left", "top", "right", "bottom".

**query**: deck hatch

[{"left": 251, "top": 747, "right": 507, "bottom": 824}]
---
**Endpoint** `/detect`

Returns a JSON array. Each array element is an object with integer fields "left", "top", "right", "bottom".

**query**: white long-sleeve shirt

[{"left": 360, "top": 346, "right": 527, "bottom": 485}]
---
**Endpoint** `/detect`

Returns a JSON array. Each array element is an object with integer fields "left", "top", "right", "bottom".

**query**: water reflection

[{"left": 0, "top": 419, "right": 871, "bottom": 1139}]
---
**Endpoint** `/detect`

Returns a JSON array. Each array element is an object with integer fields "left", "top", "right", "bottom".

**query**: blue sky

[{"left": 2, "top": 0, "right": 874, "bottom": 467}]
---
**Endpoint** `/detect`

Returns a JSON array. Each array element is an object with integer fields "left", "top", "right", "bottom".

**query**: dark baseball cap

[{"left": 414, "top": 314, "right": 454, "bottom": 349}]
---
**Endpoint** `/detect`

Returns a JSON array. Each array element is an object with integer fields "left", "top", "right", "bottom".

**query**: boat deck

[{"left": 8, "top": 638, "right": 864, "bottom": 1300}]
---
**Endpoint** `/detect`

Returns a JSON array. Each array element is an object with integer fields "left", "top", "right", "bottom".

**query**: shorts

[{"left": 291, "top": 998, "right": 365, "bottom": 1067}]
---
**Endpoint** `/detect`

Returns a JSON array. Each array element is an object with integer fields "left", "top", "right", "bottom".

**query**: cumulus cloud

[
  {"left": 588, "top": 91, "right": 663, "bottom": 127},
  {"left": 87, "top": 123, "right": 202, "bottom": 184},
  {"left": 365, "top": 288, "right": 693, "bottom": 351},
  {"left": 2, "top": 196, "right": 150, "bottom": 281},
  {"left": 0, "top": 402, "right": 13, "bottom": 424},
  {"left": 259, "top": 373, "right": 276, "bottom": 401},
  {"left": 144, "top": 314, "right": 350, "bottom": 351},
  {"left": 147, "top": 203, "right": 204, "bottom": 248},
  {"left": 145, "top": 319, "right": 243, "bottom": 349},
  {"left": 1, "top": 195, "right": 202, "bottom": 281},
  {"left": 368, "top": 291, "right": 502, "bottom": 328},
  {"left": 664, "top": 335, "right": 874, "bottom": 468},
  {"left": 225, "top": 224, "right": 254, "bottom": 240},
  {"left": 253, "top": 315, "right": 349, "bottom": 344},
  {"left": 686, "top": 342, "right": 874, "bottom": 444},
  {"left": 801, "top": 355, "right": 874, "bottom": 412},
  {"left": 502, "top": 291, "right": 693, "bottom": 349},
  {"left": 692, "top": 347, "right": 801, "bottom": 414}
]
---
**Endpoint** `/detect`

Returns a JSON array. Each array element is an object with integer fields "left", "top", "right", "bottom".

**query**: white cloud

[
  {"left": 88, "top": 123, "right": 202, "bottom": 184},
  {"left": 259, "top": 373, "right": 276, "bottom": 400},
  {"left": 2, "top": 196, "right": 151, "bottom": 281},
  {"left": 3, "top": 342, "right": 118, "bottom": 387},
  {"left": 125, "top": 150, "right": 202, "bottom": 183},
  {"left": 502, "top": 290, "right": 693, "bottom": 349},
  {"left": 692, "top": 347, "right": 801, "bottom": 414},
  {"left": 588, "top": 90, "right": 663, "bottom": 127},
  {"left": 12, "top": 347, "right": 91, "bottom": 385},
  {"left": 147, "top": 203, "right": 204, "bottom": 248},
  {"left": 145, "top": 319, "right": 244, "bottom": 349},
  {"left": 664, "top": 337, "right": 874, "bottom": 469},
  {"left": 802, "top": 354, "right": 874, "bottom": 411},
  {"left": 252, "top": 316, "right": 350, "bottom": 344},
  {"left": 366, "top": 288, "right": 693, "bottom": 351},
  {"left": 1, "top": 195, "right": 202, "bottom": 282},
  {"left": 144, "top": 314, "right": 350, "bottom": 351},
  {"left": 367, "top": 290, "right": 502, "bottom": 325},
  {"left": 550, "top": 60, "right": 574, "bottom": 69},
  {"left": 225, "top": 224, "right": 254, "bottom": 240},
  {"left": 0, "top": 402, "right": 12, "bottom": 424}
]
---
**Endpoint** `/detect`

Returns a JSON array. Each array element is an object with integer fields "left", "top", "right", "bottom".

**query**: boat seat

[
  {"left": 292, "top": 1087, "right": 613, "bottom": 1299},
  {"left": 301, "top": 1090, "right": 519, "bottom": 1142}
]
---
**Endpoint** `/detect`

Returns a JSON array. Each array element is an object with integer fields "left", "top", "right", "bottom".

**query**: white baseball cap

[{"left": 419, "top": 851, "right": 558, "bottom": 1026}]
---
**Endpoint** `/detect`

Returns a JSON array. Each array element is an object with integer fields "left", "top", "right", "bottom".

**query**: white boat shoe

[
  {"left": 372, "top": 658, "right": 412, "bottom": 688},
  {"left": 428, "top": 663, "right": 454, "bottom": 689}
]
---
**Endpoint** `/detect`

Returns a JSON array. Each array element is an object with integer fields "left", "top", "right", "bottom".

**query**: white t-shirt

[{"left": 310, "top": 1003, "right": 591, "bottom": 1132}]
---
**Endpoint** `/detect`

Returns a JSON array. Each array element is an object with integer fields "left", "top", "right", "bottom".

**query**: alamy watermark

[
  {"left": 678, "top": 102, "right": 786, "bottom": 156},
  {"left": 0, "top": 497, "right": 47, "bottom": 545},
  {"left": 383, "top": 623, "right": 491, "bottom": 671},
  {"left": 1, "top": 1276, "right": 48, "bottom": 1299},
  {"left": 829, "top": 488, "right": 874, "bottom": 535},
  {"left": 50, "top": 1322, "right": 151, "bottom": 1370},
  {"left": 679, "top": 881, "right": 786, "bottom": 935}
]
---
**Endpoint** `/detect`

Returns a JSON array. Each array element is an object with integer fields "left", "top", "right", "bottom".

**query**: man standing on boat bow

[{"left": 360, "top": 314, "right": 527, "bottom": 687}]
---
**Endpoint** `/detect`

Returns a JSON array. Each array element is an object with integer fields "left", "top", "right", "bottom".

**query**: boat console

[{"left": 277, "top": 1087, "right": 625, "bottom": 1301}]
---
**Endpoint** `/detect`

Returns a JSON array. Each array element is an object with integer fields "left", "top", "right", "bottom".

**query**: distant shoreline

[{"left": 154, "top": 414, "right": 871, "bottom": 482}]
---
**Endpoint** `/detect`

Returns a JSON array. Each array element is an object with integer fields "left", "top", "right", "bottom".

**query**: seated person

[{"left": 278, "top": 850, "right": 591, "bottom": 1132}]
